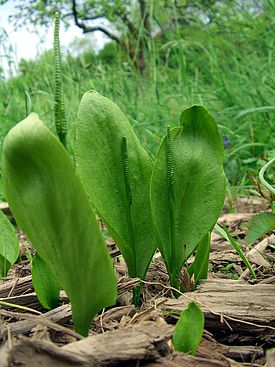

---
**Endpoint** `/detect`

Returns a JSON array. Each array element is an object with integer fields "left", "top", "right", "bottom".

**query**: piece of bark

[
  {"left": 223, "top": 197, "right": 269, "bottom": 214},
  {"left": 246, "top": 235, "right": 274, "bottom": 268},
  {"left": 162, "top": 279, "right": 275, "bottom": 344},
  {"left": 197, "top": 336, "right": 264, "bottom": 362},
  {"left": 146, "top": 353, "right": 230, "bottom": 367},
  {"left": 0, "top": 320, "right": 266, "bottom": 367},
  {"left": 0, "top": 275, "right": 33, "bottom": 298},
  {"left": 266, "top": 349, "right": 275, "bottom": 367},
  {"left": 0, "top": 304, "right": 72, "bottom": 341},
  {"left": 0, "top": 321, "right": 173, "bottom": 367},
  {"left": 218, "top": 213, "right": 256, "bottom": 226},
  {"left": 209, "top": 250, "right": 241, "bottom": 264},
  {"left": 0, "top": 276, "right": 138, "bottom": 340},
  {"left": 145, "top": 352, "right": 251, "bottom": 367}
]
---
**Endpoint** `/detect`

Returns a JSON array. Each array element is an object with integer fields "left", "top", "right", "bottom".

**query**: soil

[{"left": 0, "top": 196, "right": 274, "bottom": 367}]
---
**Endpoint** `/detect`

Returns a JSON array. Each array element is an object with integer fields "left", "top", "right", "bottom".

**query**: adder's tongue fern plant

[
  {"left": 75, "top": 91, "right": 157, "bottom": 306},
  {"left": 150, "top": 106, "right": 226, "bottom": 292},
  {"left": 2, "top": 13, "right": 228, "bottom": 331}
]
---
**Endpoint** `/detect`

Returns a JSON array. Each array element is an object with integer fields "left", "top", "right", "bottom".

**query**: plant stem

[
  {"left": 166, "top": 127, "right": 178, "bottom": 294},
  {"left": 121, "top": 137, "right": 140, "bottom": 305},
  {"left": 54, "top": 12, "right": 67, "bottom": 147}
]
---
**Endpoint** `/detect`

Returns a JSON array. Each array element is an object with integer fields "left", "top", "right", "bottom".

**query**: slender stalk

[
  {"left": 54, "top": 12, "right": 67, "bottom": 147},
  {"left": 166, "top": 127, "right": 178, "bottom": 295},
  {"left": 121, "top": 137, "right": 140, "bottom": 306}
]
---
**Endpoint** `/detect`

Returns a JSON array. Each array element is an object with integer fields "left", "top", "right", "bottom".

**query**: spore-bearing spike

[
  {"left": 54, "top": 12, "right": 67, "bottom": 145},
  {"left": 167, "top": 126, "right": 175, "bottom": 201}
]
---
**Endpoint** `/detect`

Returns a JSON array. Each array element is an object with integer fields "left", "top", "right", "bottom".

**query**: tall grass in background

[{"left": 0, "top": 1, "right": 274, "bottom": 201}]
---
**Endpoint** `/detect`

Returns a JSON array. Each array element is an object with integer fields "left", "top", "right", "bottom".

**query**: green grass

[{"left": 0, "top": 2, "right": 274, "bottom": 201}]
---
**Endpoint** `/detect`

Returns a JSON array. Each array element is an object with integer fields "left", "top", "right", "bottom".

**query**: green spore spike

[
  {"left": 121, "top": 136, "right": 132, "bottom": 205},
  {"left": 167, "top": 126, "right": 175, "bottom": 201},
  {"left": 54, "top": 11, "right": 67, "bottom": 147},
  {"left": 121, "top": 135, "right": 138, "bottom": 303},
  {"left": 166, "top": 126, "right": 177, "bottom": 289}
]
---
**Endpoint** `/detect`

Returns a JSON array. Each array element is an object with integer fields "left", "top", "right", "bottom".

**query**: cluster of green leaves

[
  {"left": 75, "top": 91, "right": 226, "bottom": 300},
  {"left": 1, "top": 91, "right": 225, "bottom": 335}
]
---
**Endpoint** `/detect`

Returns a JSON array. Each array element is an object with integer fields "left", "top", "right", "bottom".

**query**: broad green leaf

[
  {"left": 2, "top": 113, "right": 117, "bottom": 336},
  {"left": 245, "top": 213, "right": 275, "bottom": 244},
  {"left": 151, "top": 105, "right": 226, "bottom": 289},
  {"left": 75, "top": 91, "right": 156, "bottom": 285},
  {"left": 0, "top": 209, "right": 19, "bottom": 277},
  {"left": 32, "top": 252, "right": 60, "bottom": 309},
  {"left": 172, "top": 301, "right": 204, "bottom": 355},
  {"left": 193, "top": 232, "right": 210, "bottom": 288}
]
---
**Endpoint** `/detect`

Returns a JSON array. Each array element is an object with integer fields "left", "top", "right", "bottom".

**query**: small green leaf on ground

[{"left": 173, "top": 301, "right": 204, "bottom": 355}]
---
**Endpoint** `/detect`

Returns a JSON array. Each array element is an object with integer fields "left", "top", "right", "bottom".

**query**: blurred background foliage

[{"left": 0, "top": 0, "right": 274, "bottom": 201}]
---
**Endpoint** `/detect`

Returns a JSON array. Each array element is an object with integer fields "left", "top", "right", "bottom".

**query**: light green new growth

[
  {"left": 259, "top": 156, "right": 275, "bottom": 196},
  {"left": 54, "top": 12, "right": 67, "bottom": 146}
]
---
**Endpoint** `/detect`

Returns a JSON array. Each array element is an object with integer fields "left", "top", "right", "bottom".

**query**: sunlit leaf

[
  {"left": 2, "top": 113, "right": 117, "bottom": 335},
  {"left": 75, "top": 90, "right": 156, "bottom": 302},
  {"left": 151, "top": 105, "right": 226, "bottom": 289}
]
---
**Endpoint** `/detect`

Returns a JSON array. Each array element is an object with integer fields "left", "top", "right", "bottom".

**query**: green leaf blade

[
  {"left": 0, "top": 209, "right": 19, "bottom": 277},
  {"left": 32, "top": 252, "right": 60, "bottom": 310},
  {"left": 75, "top": 90, "right": 156, "bottom": 281},
  {"left": 3, "top": 113, "right": 117, "bottom": 335},
  {"left": 193, "top": 232, "right": 211, "bottom": 288},
  {"left": 173, "top": 301, "right": 204, "bottom": 355},
  {"left": 151, "top": 105, "right": 226, "bottom": 287}
]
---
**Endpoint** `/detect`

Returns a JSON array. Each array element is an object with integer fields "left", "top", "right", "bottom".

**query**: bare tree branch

[{"left": 71, "top": 0, "right": 122, "bottom": 44}]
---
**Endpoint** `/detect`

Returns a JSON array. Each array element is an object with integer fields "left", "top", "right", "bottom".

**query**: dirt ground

[{"left": 0, "top": 196, "right": 274, "bottom": 367}]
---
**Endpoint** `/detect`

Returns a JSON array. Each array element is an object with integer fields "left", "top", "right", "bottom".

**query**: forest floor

[{"left": 0, "top": 196, "right": 274, "bottom": 367}]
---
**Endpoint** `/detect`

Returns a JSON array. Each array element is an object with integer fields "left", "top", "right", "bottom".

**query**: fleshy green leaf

[
  {"left": 75, "top": 91, "right": 156, "bottom": 286},
  {"left": 151, "top": 105, "right": 226, "bottom": 289},
  {"left": 2, "top": 113, "right": 117, "bottom": 336},
  {"left": 172, "top": 301, "right": 204, "bottom": 355},
  {"left": 193, "top": 232, "right": 210, "bottom": 288},
  {"left": 245, "top": 213, "right": 275, "bottom": 244},
  {"left": 32, "top": 252, "right": 60, "bottom": 309},
  {"left": 0, "top": 209, "right": 19, "bottom": 277}
]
